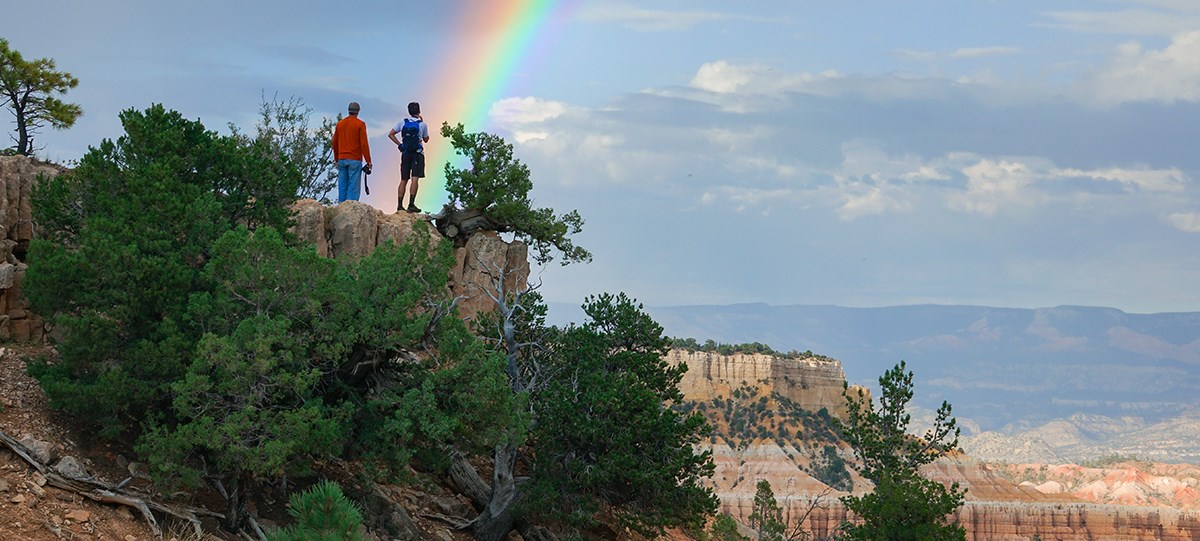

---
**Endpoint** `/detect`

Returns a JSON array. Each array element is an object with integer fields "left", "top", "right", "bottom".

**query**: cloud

[
  {"left": 951, "top": 46, "right": 1022, "bottom": 59},
  {"left": 578, "top": 4, "right": 775, "bottom": 31},
  {"left": 688, "top": 60, "right": 843, "bottom": 96},
  {"left": 500, "top": 61, "right": 1198, "bottom": 238},
  {"left": 1041, "top": 9, "right": 1200, "bottom": 35},
  {"left": 837, "top": 184, "right": 911, "bottom": 220},
  {"left": 950, "top": 159, "right": 1039, "bottom": 215},
  {"left": 489, "top": 97, "right": 568, "bottom": 125},
  {"left": 1164, "top": 212, "right": 1200, "bottom": 233},
  {"left": 489, "top": 97, "right": 570, "bottom": 142},
  {"left": 1051, "top": 167, "right": 1186, "bottom": 192},
  {"left": 1084, "top": 31, "right": 1200, "bottom": 104}
]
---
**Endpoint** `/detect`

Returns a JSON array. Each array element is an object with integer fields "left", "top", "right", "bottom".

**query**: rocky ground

[{"left": 0, "top": 345, "right": 169, "bottom": 541}]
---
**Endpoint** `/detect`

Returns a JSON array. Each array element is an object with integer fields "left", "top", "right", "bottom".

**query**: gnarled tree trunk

[{"left": 449, "top": 443, "right": 520, "bottom": 541}]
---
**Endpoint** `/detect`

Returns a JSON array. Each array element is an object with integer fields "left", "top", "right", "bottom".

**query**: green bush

[{"left": 268, "top": 480, "right": 366, "bottom": 541}]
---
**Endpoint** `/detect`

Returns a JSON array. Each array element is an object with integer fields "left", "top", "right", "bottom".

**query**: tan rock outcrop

[
  {"left": 291, "top": 199, "right": 329, "bottom": 257},
  {"left": 288, "top": 199, "right": 528, "bottom": 318},
  {"left": 0, "top": 156, "right": 61, "bottom": 343},
  {"left": 450, "top": 231, "right": 529, "bottom": 317},
  {"left": 668, "top": 349, "right": 857, "bottom": 417}
]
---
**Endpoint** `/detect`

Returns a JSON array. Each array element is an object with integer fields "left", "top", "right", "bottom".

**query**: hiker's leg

[
  {"left": 346, "top": 160, "right": 363, "bottom": 201},
  {"left": 398, "top": 179, "right": 409, "bottom": 210},
  {"left": 409, "top": 154, "right": 426, "bottom": 207},
  {"left": 336, "top": 159, "right": 351, "bottom": 202}
]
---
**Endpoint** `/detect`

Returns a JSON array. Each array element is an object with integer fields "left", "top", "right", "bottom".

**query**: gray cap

[{"left": 348, "top": 101, "right": 361, "bottom": 114}]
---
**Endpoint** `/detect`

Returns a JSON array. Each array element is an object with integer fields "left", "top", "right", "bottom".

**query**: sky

[{"left": 5, "top": 0, "right": 1200, "bottom": 314}]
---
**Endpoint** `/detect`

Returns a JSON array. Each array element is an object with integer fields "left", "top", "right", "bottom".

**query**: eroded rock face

[
  {"left": 684, "top": 348, "right": 1200, "bottom": 540},
  {"left": 668, "top": 350, "right": 855, "bottom": 417},
  {"left": 0, "top": 156, "right": 61, "bottom": 343},
  {"left": 451, "top": 231, "right": 529, "bottom": 317},
  {"left": 288, "top": 200, "right": 528, "bottom": 318}
]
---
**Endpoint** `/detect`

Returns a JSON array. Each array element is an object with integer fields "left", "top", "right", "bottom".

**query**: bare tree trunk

[{"left": 448, "top": 443, "right": 521, "bottom": 541}]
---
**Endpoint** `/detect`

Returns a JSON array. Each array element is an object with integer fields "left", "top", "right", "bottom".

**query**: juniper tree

[
  {"left": 26, "top": 104, "right": 298, "bottom": 434},
  {"left": 439, "top": 122, "right": 590, "bottom": 265}
]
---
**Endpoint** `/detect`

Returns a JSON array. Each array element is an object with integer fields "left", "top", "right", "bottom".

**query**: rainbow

[{"left": 382, "top": 0, "right": 578, "bottom": 211}]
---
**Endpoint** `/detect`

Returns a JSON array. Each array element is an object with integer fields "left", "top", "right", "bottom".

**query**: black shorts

[{"left": 401, "top": 151, "right": 425, "bottom": 180}]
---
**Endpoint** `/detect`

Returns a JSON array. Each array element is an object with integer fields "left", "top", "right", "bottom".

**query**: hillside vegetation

[{"left": 19, "top": 105, "right": 715, "bottom": 541}]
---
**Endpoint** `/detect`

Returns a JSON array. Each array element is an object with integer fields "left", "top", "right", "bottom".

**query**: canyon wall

[{"left": 683, "top": 348, "right": 1200, "bottom": 540}]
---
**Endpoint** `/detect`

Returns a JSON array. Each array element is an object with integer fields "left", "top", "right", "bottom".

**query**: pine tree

[
  {"left": 0, "top": 38, "right": 81, "bottom": 155},
  {"left": 836, "top": 361, "right": 966, "bottom": 541},
  {"left": 748, "top": 480, "right": 785, "bottom": 541}
]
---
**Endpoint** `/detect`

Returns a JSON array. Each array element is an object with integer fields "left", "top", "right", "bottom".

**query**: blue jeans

[{"left": 337, "top": 159, "right": 363, "bottom": 202}]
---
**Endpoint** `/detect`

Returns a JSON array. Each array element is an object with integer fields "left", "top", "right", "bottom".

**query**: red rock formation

[{"left": 999, "top": 461, "right": 1200, "bottom": 511}]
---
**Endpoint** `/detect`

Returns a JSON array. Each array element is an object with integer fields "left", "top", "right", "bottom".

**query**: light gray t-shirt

[{"left": 393, "top": 117, "right": 430, "bottom": 153}]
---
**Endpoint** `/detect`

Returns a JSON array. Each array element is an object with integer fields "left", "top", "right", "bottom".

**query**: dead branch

[{"left": 0, "top": 427, "right": 219, "bottom": 539}]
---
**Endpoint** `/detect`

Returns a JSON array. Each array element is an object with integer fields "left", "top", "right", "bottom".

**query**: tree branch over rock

[{"left": 434, "top": 122, "right": 590, "bottom": 266}]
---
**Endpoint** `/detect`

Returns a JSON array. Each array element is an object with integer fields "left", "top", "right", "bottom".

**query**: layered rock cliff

[
  {"left": 669, "top": 349, "right": 856, "bottom": 417},
  {"left": 681, "top": 348, "right": 1200, "bottom": 540}
]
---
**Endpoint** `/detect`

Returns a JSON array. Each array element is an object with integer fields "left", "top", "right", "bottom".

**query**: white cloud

[
  {"left": 901, "top": 165, "right": 951, "bottom": 182},
  {"left": 837, "top": 184, "right": 911, "bottom": 220},
  {"left": 1164, "top": 212, "right": 1200, "bottom": 232},
  {"left": 944, "top": 159, "right": 1189, "bottom": 216},
  {"left": 950, "top": 159, "right": 1039, "bottom": 215},
  {"left": 489, "top": 97, "right": 568, "bottom": 125},
  {"left": 488, "top": 97, "right": 571, "bottom": 143},
  {"left": 578, "top": 4, "right": 775, "bottom": 31},
  {"left": 688, "top": 60, "right": 842, "bottom": 96},
  {"left": 1051, "top": 166, "right": 1186, "bottom": 192},
  {"left": 1085, "top": 30, "right": 1200, "bottom": 104},
  {"left": 690, "top": 61, "right": 759, "bottom": 94}
]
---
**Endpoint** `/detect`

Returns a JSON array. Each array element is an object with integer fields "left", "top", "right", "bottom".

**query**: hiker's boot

[{"left": 406, "top": 203, "right": 422, "bottom": 214}]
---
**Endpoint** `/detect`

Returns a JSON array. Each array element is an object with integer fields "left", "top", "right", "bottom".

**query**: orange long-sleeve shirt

[{"left": 332, "top": 115, "right": 372, "bottom": 163}]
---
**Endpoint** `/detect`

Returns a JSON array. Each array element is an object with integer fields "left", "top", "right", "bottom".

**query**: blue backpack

[{"left": 400, "top": 118, "right": 422, "bottom": 153}]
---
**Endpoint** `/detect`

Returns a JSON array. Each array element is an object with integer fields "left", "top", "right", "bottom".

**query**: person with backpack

[
  {"left": 332, "top": 101, "right": 373, "bottom": 202},
  {"left": 388, "top": 101, "right": 430, "bottom": 213}
]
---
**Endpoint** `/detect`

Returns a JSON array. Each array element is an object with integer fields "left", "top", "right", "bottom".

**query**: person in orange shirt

[{"left": 331, "top": 101, "right": 373, "bottom": 202}]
